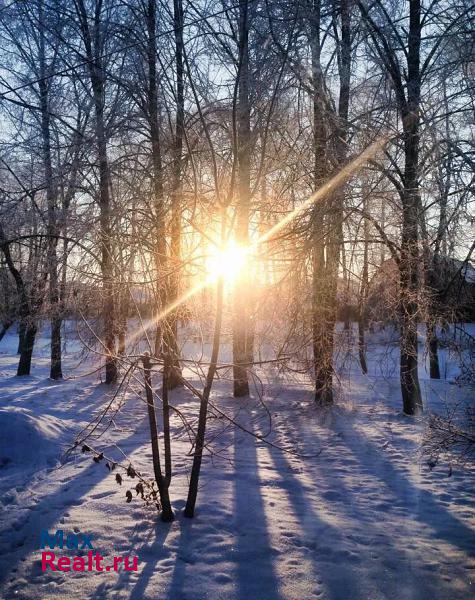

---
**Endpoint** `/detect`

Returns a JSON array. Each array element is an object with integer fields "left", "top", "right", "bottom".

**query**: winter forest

[{"left": 0, "top": 0, "right": 474, "bottom": 598}]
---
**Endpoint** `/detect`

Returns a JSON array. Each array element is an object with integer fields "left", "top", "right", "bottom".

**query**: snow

[{"left": 0, "top": 324, "right": 474, "bottom": 599}]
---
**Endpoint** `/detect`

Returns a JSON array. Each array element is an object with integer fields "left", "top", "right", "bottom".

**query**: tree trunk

[
  {"left": 76, "top": 0, "right": 117, "bottom": 384},
  {"left": 162, "top": 0, "right": 185, "bottom": 390},
  {"left": 17, "top": 322, "right": 37, "bottom": 376},
  {"left": 233, "top": 0, "right": 252, "bottom": 398},
  {"left": 399, "top": 0, "right": 423, "bottom": 415},
  {"left": 358, "top": 201, "right": 369, "bottom": 375},
  {"left": 146, "top": 0, "right": 168, "bottom": 363},
  {"left": 162, "top": 358, "right": 172, "bottom": 485},
  {"left": 425, "top": 83, "right": 451, "bottom": 382},
  {"left": 94, "top": 83, "right": 117, "bottom": 384},
  {"left": 17, "top": 321, "right": 25, "bottom": 354},
  {"left": 142, "top": 354, "right": 174, "bottom": 522},
  {"left": 310, "top": 0, "right": 351, "bottom": 404},
  {"left": 185, "top": 276, "right": 224, "bottom": 517},
  {"left": 38, "top": 0, "right": 62, "bottom": 380},
  {"left": 427, "top": 320, "right": 441, "bottom": 379},
  {"left": 309, "top": 0, "right": 332, "bottom": 404}
]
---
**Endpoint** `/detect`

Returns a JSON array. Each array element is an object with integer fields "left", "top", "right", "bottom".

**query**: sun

[{"left": 205, "top": 241, "right": 248, "bottom": 282}]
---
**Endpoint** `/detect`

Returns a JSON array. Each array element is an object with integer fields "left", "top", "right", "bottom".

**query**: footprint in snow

[
  {"left": 214, "top": 573, "right": 232, "bottom": 584},
  {"left": 90, "top": 491, "right": 114, "bottom": 500}
]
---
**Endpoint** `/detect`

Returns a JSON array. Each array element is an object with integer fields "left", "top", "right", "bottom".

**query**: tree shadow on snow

[
  {"left": 275, "top": 403, "right": 473, "bottom": 598},
  {"left": 93, "top": 518, "right": 174, "bottom": 600},
  {"left": 232, "top": 420, "right": 283, "bottom": 600},
  {"left": 325, "top": 406, "right": 475, "bottom": 557}
]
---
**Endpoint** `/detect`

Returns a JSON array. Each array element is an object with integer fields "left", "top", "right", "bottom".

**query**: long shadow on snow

[
  {"left": 265, "top": 435, "right": 371, "bottom": 599},
  {"left": 232, "top": 410, "right": 283, "bottom": 600},
  {"left": 166, "top": 512, "right": 197, "bottom": 599},
  {"left": 155, "top": 400, "right": 283, "bottom": 600},
  {"left": 276, "top": 398, "right": 475, "bottom": 598},
  {"left": 128, "top": 520, "right": 174, "bottom": 600},
  {"left": 120, "top": 506, "right": 197, "bottom": 600},
  {"left": 326, "top": 406, "right": 475, "bottom": 558},
  {"left": 270, "top": 416, "right": 457, "bottom": 600},
  {"left": 98, "top": 519, "right": 173, "bottom": 600}
]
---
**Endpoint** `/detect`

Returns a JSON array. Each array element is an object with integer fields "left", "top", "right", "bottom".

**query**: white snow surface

[{"left": 0, "top": 324, "right": 474, "bottom": 600}]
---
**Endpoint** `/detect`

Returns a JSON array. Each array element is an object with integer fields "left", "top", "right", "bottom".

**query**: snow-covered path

[{"left": 0, "top": 333, "right": 474, "bottom": 599}]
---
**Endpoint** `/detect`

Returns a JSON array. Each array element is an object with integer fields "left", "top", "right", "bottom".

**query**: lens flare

[
  {"left": 95, "top": 136, "right": 387, "bottom": 360},
  {"left": 205, "top": 241, "right": 248, "bottom": 282}
]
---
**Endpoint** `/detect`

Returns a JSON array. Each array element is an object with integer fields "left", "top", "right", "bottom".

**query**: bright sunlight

[{"left": 205, "top": 241, "right": 249, "bottom": 282}]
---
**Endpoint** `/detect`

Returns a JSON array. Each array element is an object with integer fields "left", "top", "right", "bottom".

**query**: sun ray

[
  {"left": 122, "top": 136, "right": 388, "bottom": 351},
  {"left": 205, "top": 239, "right": 248, "bottom": 282}
]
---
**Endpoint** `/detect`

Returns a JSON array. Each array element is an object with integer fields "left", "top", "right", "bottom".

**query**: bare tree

[{"left": 73, "top": 0, "right": 118, "bottom": 384}]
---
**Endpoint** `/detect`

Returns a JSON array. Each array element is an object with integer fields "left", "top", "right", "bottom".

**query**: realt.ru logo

[
  {"left": 40, "top": 530, "right": 94, "bottom": 550},
  {"left": 39, "top": 529, "right": 138, "bottom": 573}
]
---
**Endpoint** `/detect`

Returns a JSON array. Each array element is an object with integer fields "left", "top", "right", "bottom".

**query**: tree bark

[
  {"left": 233, "top": 0, "right": 252, "bottom": 398},
  {"left": 399, "top": 0, "right": 423, "bottom": 415},
  {"left": 76, "top": 0, "right": 117, "bottom": 384},
  {"left": 17, "top": 321, "right": 25, "bottom": 355},
  {"left": 163, "top": 0, "right": 185, "bottom": 390},
  {"left": 38, "top": 0, "right": 62, "bottom": 380},
  {"left": 427, "top": 320, "right": 441, "bottom": 379},
  {"left": 310, "top": 0, "right": 332, "bottom": 404},
  {"left": 358, "top": 203, "right": 369, "bottom": 375},
  {"left": 146, "top": 0, "right": 168, "bottom": 363},
  {"left": 310, "top": 0, "right": 351, "bottom": 404},
  {"left": 142, "top": 354, "right": 174, "bottom": 522},
  {"left": 17, "top": 323, "right": 37, "bottom": 376}
]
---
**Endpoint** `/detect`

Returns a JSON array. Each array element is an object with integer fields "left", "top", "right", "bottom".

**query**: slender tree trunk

[
  {"left": 142, "top": 354, "right": 174, "bottom": 522},
  {"left": 421, "top": 209, "right": 441, "bottom": 381},
  {"left": 310, "top": 0, "right": 332, "bottom": 404},
  {"left": 162, "top": 358, "right": 172, "bottom": 485},
  {"left": 341, "top": 243, "right": 350, "bottom": 332},
  {"left": 332, "top": 0, "right": 351, "bottom": 332},
  {"left": 233, "top": 0, "right": 252, "bottom": 397},
  {"left": 162, "top": 0, "right": 185, "bottom": 390},
  {"left": 399, "top": 0, "right": 423, "bottom": 415},
  {"left": 38, "top": 0, "right": 62, "bottom": 380},
  {"left": 117, "top": 270, "right": 127, "bottom": 356},
  {"left": 76, "top": 0, "right": 117, "bottom": 384},
  {"left": 146, "top": 0, "right": 168, "bottom": 362},
  {"left": 427, "top": 320, "right": 440, "bottom": 379},
  {"left": 140, "top": 9, "right": 175, "bottom": 498},
  {"left": 17, "top": 321, "right": 25, "bottom": 354},
  {"left": 94, "top": 82, "right": 117, "bottom": 384},
  {"left": 425, "top": 84, "right": 451, "bottom": 381},
  {"left": 311, "top": 0, "right": 351, "bottom": 404},
  {"left": 185, "top": 276, "right": 224, "bottom": 517},
  {"left": 358, "top": 201, "right": 369, "bottom": 375}
]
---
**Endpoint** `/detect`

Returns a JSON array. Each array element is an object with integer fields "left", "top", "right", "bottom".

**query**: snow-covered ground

[{"left": 0, "top": 324, "right": 474, "bottom": 599}]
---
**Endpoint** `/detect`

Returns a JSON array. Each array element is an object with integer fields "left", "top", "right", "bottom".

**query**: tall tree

[
  {"left": 308, "top": 0, "right": 352, "bottom": 404},
  {"left": 74, "top": 0, "right": 118, "bottom": 384},
  {"left": 38, "top": 0, "right": 62, "bottom": 379},
  {"left": 232, "top": 0, "right": 253, "bottom": 397},
  {"left": 358, "top": 0, "right": 423, "bottom": 414},
  {"left": 165, "top": 0, "right": 185, "bottom": 389}
]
